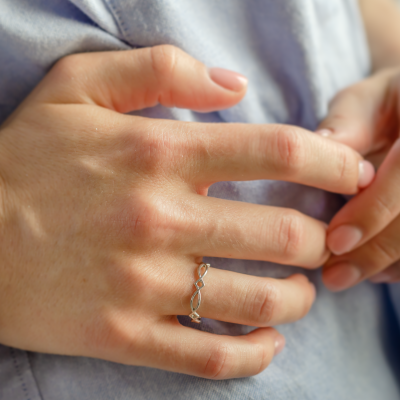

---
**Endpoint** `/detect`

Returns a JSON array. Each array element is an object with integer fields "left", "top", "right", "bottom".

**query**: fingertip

[
  {"left": 274, "top": 333, "right": 286, "bottom": 356},
  {"left": 358, "top": 160, "right": 375, "bottom": 189},
  {"left": 247, "top": 327, "right": 285, "bottom": 357},
  {"left": 287, "top": 273, "right": 309, "bottom": 284},
  {"left": 309, "top": 280, "right": 317, "bottom": 300},
  {"left": 323, "top": 262, "right": 361, "bottom": 292},
  {"left": 208, "top": 67, "right": 248, "bottom": 93},
  {"left": 286, "top": 273, "right": 317, "bottom": 301},
  {"left": 327, "top": 225, "right": 363, "bottom": 256},
  {"left": 315, "top": 128, "right": 333, "bottom": 137},
  {"left": 315, "top": 127, "right": 347, "bottom": 140}
]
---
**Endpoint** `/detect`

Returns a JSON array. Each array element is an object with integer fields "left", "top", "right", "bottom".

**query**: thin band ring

[{"left": 189, "top": 263, "right": 210, "bottom": 323}]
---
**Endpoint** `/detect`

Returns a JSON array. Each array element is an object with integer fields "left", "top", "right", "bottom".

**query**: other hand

[{"left": 317, "top": 68, "right": 400, "bottom": 290}]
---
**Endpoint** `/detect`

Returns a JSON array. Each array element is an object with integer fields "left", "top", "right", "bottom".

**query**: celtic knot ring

[{"left": 189, "top": 263, "right": 210, "bottom": 323}]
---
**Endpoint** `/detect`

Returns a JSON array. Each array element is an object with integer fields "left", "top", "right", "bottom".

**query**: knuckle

[
  {"left": 370, "top": 237, "right": 399, "bottom": 267},
  {"left": 119, "top": 194, "right": 176, "bottom": 247},
  {"left": 203, "top": 340, "right": 270, "bottom": 379},
  {"left": 126, "top": 122, "right": 178, "bottom": 175},
  {"left": 332, "top": 146, "right": 350, "bottom": 184},
  {"left": 273, "top": 127, "right": 306, "bottom": 175},
  {"left": 275, "top": 211, "right": 305, "bottom": 262},
  {"left": 138, "top": 135, "right": 168, "bottom": 173},
  {"left": 83, "top": 313, "right": 115, "bottom": 353},
  {"left": 115, "top": 191, "right": 189, "bottom": 253},
  {"left": 254, "top": 342, "right": 270, "bottom": 375},
  {"left": 50, "top": 54, "right": 83, "bottom": 81},
  {"left": 247, "top": 280, "right": 281, "bottom": 325},
  {"left": 331, "top": 84, "right": 364, "bottom": 108},
  {"left": 150, "top": 45, "right": 180, "bottom": 83},
  {"left": 373, "top": 195, "right": 394, "bottom": 221},
  {"left": 203, "top": 342, "right": 232, "bottom": 379},
  {"left": 329, "top": 145, "right": 357, "bottom": 191},
  {"left": 84, "top": 264, "right": 162, "bottom": 356},
  {"left": 104, "top": 259, "right": 155, "bottom": 303},
  {"left": 299, "top": 285, "right": 314, "bottom": 319},
  {"left": 383, "top": 262, "right": 400, "bottom": 281},
  {"left": 83, "top": 310, "right": 134, "bottom": 354},
  {"left": 332, "top": 86, "right": 354, "bottom": 104}
]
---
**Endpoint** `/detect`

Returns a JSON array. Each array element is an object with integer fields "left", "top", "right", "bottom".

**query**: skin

[
  {"left": 0, "top": 46, "right": 366, "bottom": 379},
  {"left": 318, "top": 0, "right": 400, "bottom": 290}
]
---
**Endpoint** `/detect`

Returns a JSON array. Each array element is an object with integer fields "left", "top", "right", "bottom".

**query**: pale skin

[
  {"left": 319, "top": 0, "right": 400, "bottom": 290},
  {"left": 0, "top": 46, "right": 367, "bottom": 379},
  {"left": 0, "top": 0, "right": 396, "bottom": 381}
]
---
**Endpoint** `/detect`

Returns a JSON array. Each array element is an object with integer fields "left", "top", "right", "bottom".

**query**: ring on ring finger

[{"left": 189, "top": 263, "right": 210, "bottom": 323}]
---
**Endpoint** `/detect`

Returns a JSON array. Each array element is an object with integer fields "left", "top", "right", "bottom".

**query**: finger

[
  {"left": 166, "top": 271, "right": 315, "bottom": 328},
  {"left": 35, "top": 45, "right": 247, "bottom": 113},
  {"left": 369, "top": 261, "right": 400, "bottom": 284},
  {"left": 316, "top": 70, "right": 396, "bottom": 156},
  {"left": 326, "top": 139, "right": 400, "bottom": 257},
  {"left": 104, "top": 114, "right": 368, "bottom": 194},
  {"left": 185, "top": 122, "right": 369, "bottom": 194},
  {"left": 134, "top": 319, "right": 285, "bottom": 379},
  {"left": 316, "top": 84, "right": 376, "bottom": 154},
  {"left": 323, "top": 214, "right": 400, "bottom": 291},
  {"left": 184, "top": 195, "right": 329, "bottom": 268}
]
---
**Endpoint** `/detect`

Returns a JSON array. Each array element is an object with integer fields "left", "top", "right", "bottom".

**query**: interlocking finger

[
  {"left": 183, "top": 194, "right": 329, "bottom": 268},
  {"left": 370, "top": 261, "right": 400, "bottom": 283},
  {"left": 164, "top": 269, "right": 315, "bottom": 328},
  {"left": 327, "top": 139, "right": 400, "bottom": 256},
  {"left": 323, "top": 213, "right": 400, "bottom": 291},
  {"left": 131, "top": 319, "right": 284, "bottom": 379},
  {"left": 186, "top": 122, "right": 369, "bottom": 194}
]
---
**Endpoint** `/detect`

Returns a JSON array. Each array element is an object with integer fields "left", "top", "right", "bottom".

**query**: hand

[
  {"left": 0, "top": 45, "right": 366, "bottom": 379},
  {"left": 317, "top": 67, "right": 400, "bottom": 290}
]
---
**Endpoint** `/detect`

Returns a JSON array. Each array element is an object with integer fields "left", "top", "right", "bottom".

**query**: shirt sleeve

[{"left": 0, "top": 0, "right": 127, "bottom": 124}]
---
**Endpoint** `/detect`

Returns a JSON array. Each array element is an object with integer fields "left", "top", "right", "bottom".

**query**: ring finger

[{"left": 161, "top": 266, "right": 315, "bottom": 327}]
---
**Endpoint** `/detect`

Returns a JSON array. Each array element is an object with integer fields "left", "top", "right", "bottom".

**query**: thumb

[
  {"left": 316, "top": 84, "right": 377, "bottom": 156},
  {"left": 34, "top": 45, "right": 248, "bottom": 114}
]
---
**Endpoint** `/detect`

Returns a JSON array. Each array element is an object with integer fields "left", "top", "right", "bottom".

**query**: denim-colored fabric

[{"left": 1, "top": 0, "right": 400, "bottom": 399}]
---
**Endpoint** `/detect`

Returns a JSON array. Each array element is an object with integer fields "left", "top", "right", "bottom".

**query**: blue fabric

[{"left": 1, "top": 0, "right": 400, "bottom": 399}]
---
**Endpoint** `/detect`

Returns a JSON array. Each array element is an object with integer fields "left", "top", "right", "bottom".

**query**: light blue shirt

[{"left": 1, "top": 1, "right": 400, "bottom": 399}]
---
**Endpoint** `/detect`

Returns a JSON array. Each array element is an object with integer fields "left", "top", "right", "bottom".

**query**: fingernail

[
  {"left": 208, "top": 67, "right": 248, "bottom": 92},
  {"left": 274, "top": 334, "right": 286, "bottom": 356},
  {"left": 323, "top": 262, "right": 361, "bottom": 292},
  {"left": 327, "top": 225, "right": 363, "bottom": 255},
  {"left": 315, "top": 128, "right": 332, "bottom": 137},
  {"left": 358, "top": 160, "right": 375, "bottom": 188},
  {"left": 369, "top": 272, "right": 392, "bottom": 283}
]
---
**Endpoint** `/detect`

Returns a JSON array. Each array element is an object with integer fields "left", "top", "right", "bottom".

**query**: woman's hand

[
  {"left": 0, "top": 46, "right": 366, "bottom": 379},
  {"left": 317, "top": 68, "right": 400, "bottom": 290}
]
